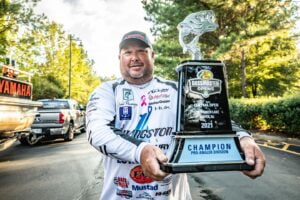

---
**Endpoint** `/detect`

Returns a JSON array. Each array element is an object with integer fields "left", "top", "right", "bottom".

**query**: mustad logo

[{"left": 132, "top": 184, "right": 158, "bottom": 191}]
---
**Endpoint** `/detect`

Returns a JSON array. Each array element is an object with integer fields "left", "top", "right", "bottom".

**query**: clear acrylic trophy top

[{"left": 177, "top": 10, "right": 218, "bottom": 60}]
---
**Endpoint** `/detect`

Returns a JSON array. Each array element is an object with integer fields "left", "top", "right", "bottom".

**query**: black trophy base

[
  {"left": 161, "top": 135, "right": 254, "bottom": 173},
  {"left": 161, "top": 161, "right": 254, "bottom": 173}
]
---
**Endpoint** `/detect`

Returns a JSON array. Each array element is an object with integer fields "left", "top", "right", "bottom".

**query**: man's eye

[{"left": 138, "top": 49, "right": 147, "bottom": 53}]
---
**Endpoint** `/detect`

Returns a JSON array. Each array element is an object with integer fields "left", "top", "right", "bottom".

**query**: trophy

[{"left": 161, "top": 10, "right": 254, "bottom": 173}]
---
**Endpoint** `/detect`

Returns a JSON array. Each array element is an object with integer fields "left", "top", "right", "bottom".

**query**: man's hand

[
  {"left": 240, "top": 137, "right": 266, "bottom": 179},
  {"left": 140, "top": 144, "right": 169, "bottom": 181}
]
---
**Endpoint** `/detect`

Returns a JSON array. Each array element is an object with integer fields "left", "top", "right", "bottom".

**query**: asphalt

[{"left": 252, "top": 131, "right": 300, "bottom": 155}]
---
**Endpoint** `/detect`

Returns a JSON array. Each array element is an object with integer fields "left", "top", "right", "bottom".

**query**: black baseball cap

[{"left": 119, "top": 31, "right": 152, "bottom": 50}]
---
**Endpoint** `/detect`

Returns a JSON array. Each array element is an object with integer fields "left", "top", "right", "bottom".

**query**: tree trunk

[{"left": 241, "top": 49, "right": 247, "bottom": 97}]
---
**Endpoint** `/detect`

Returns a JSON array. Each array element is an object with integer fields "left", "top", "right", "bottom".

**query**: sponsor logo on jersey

[
  {"left": 116, "top": 189, "right": 133, "bottom": 199},
  {"left": 136, "top": 192, "right": 154, "bottom": 199},
  {"left": 147, "top": 88, "right": 169, "bottom": 94},
  {"left": 149, "top": 100, "right": 170, "bottom": 105},
  {"left": 122, "top": 127, "right": 174, "bottom": 139},
  {"left": 132, "top": 184, "right": 158, "bottom": 191},
  {"left": 120, "top": 102, "right": 138, "bottom": 106},
  {"left": 123, "top": 88, "right": 134, "bottom": 101},
  {"left": 114, "top": 177, "right": 129, "bottom": 188},
  {"left": 148, "top": 93, "right": 170, "bottom": 101},
  {"left": 119, "top": 106, "right": 132, "bottom": 120},
  {"left": 157, "top": 143, "right": 169, "bottom": 150},
  {"left": 125, "top": 106, "right": 152, "bottom": 142},
  {"left": 155, "top": 189, "right": 171, "bottom": 196},
  {"left": 117, "top": 159, "right": 135, "bottom": 164},
  {"left": 153, "top": 105, "right": 171, "bottom": 111},
  {"left": 130, "top": 166, "right": 153, "bottom": 184}
]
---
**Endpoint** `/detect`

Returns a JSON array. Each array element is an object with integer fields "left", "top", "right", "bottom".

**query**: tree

[
  {"left": 1, "top": 0, "right": 100, "bottom": 104},
  {"left": 32, "top": 74, "right": 65, "bottom": 99},
  {"left": 21, "top": 21, "right": 101, "bottom": 104},
  {"left": 142, "top": 0, "right": 300, "bottom": 97},
  {"left": 0, "top": 0, "right": 43, "bottom": 58}
]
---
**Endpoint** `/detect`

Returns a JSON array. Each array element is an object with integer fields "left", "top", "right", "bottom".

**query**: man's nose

[{"left": 130, "top": 52, "right": 139, "bottom": 61}]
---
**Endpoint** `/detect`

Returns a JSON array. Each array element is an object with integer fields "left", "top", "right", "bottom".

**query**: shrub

[{"left": 229, "top": 95, "right": 300, "bottom": 136}]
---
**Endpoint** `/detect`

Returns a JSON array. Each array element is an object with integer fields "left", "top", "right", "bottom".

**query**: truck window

[{"left": 40, "top": 101, "right": 70, "bottom": 109}]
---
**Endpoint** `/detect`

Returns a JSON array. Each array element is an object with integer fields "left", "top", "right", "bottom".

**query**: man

[{"left": 86, "top": 30, "right": 265, "bottom": 200}]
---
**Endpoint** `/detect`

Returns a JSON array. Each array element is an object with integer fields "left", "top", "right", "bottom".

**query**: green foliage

[
  {"left": 0, "top": 0, "right": 44, "bottom": 57},
  {"left": 0, "top": 0, "right": 101, "bottom": 104},
  {"left": 229, "top": 95, "right": 300, "bottom": 135},
  {"left": 261, "top": 95, "right": 300, "bottom": 134},
  {"left": 32, "top": 75, "right": 65, "bottom": 99},
  {"left": 153, "top": 39, "right": 182, "bottom": 80},
  {"left": 224, "top": 30, "right": 300, "bottom": 97},
  {"left": 143, "top": 0, "right": 300, "bottom": 97}
]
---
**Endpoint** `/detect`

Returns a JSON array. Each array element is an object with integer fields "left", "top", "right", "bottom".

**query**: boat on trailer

[{"left": 0, "top": 63, "right": 42, "bottom": 146}]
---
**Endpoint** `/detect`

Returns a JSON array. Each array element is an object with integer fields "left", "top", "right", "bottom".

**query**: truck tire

[
  {"left": 27, "top": 133, "right": 42, "bottom": 146},
  {"left": 64, "top": 123, "right": 74, "bottom": 141},
  {"left": 19, "top": 133, "right": 42, "bottom": 146}
]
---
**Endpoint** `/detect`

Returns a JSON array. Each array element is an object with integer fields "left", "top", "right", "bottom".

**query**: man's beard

[{"left": 122, "top": 67, "right": 153, "bottom": 85}]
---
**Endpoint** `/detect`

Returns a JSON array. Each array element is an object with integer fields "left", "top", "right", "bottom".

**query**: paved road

[
  {"left": 188, "top": 146, "right": 300, "bottom": 200},
  {"left": 0, "top": 134, "right": 102, "bottom": 200},
  {"left": 0, "top": 134, "right": 299, "bottom": 200}
]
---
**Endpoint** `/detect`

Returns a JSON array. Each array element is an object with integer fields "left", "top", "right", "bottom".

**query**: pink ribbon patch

[{"left": 141, "top": 95, "right": 147, "bottom": 106}]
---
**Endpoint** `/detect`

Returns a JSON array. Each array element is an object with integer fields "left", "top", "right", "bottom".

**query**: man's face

[{"left": 119, "top": 40, "right": 154, "bottom": 85}]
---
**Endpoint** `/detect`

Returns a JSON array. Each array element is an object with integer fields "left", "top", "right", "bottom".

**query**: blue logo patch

[{"left": 120, "top": 106, "right": 132, "bottom": 120}]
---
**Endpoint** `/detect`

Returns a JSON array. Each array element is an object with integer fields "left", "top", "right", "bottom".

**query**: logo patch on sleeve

[{"left": 120, "top": 106, "right": 132, "bottom": 120}]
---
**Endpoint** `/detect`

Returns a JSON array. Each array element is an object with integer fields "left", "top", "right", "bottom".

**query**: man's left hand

[{"left": 240, "top": 136, "right": 266, "bottom": 179}]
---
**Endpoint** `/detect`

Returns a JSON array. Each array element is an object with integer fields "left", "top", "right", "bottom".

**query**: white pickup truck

[{"left": 19, "top": 99, "right": 85, "bottom": 145}]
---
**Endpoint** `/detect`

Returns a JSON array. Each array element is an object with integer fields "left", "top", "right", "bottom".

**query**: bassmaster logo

[{"left": 187, "top": 69, "right": 222, "bottom": 98}]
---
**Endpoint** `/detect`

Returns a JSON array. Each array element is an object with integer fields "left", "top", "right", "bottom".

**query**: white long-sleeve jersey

[{"left": 86, "top": 77, "right": 192, "bottom": 200}]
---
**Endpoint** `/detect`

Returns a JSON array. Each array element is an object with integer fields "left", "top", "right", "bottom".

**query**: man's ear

[
  {"left": 118, "top": 54, "right": 120, "bottom": 60},
  {"left": 151, "top": 50, "right": 155, "bottom": 59}
]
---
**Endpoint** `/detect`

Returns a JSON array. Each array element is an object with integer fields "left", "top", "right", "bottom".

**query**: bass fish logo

[
  {"left": 198, "top": 69, "right": 213, "bottom": 80},
  {"left": 187, "top": 69, "right": 222, "bottom": 98}
]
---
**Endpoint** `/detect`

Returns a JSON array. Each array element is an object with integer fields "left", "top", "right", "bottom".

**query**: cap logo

[{"left": 125, "top": 33, "right": 145, "bottom": 40}]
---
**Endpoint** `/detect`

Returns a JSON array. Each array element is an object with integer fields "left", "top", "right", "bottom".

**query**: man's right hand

[{"left": 140, "top": 144, "right": 169, "bottom": 181}]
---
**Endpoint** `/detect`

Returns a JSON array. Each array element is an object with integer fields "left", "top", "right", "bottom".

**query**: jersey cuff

[
  {"left": 236, "top": 131, "right": 252, "bottom": 140},
  {"left": 135, "top": 142, "right": 148, "bottom": 163}
]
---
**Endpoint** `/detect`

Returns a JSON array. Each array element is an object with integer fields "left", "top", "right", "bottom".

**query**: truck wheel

[
  {"left": 64, "top": 123, "right": 74, "bottom": 141},
  {"left": 27, "top": 133, "right": 44, "bottom": 146},
  {"left": 19, "top": 134, "right": 41, "bottom": 146}
]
